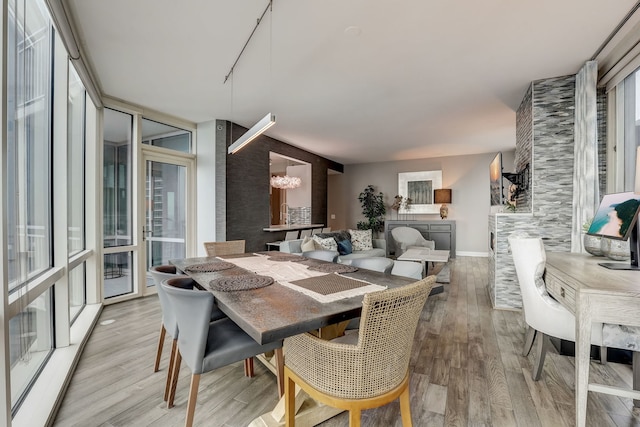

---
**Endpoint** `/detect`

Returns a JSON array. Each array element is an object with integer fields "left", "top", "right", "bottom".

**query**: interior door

[{"left": 143, "top": 155, "right": 190, "bottom": 291}]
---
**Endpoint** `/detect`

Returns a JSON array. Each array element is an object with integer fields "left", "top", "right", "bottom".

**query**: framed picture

[{"left": 398, "top": 170, "right": 442, "bottom": 214}]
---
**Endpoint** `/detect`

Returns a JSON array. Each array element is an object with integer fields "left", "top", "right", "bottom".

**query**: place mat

[
  {"left": 184, "top": 261, "right": 236, "bottom": 273},
  {"left": 280, "top": 273, "right": 386, "bottom": 303},
  {"left": 290, "top": 274, "right": 368, "bottom": 295},
  {"left": 307, "top": 263, "right": 358, "bottom": 274},
  {"left": 209, "top": 274, "right": 274, "bottom": 291}
]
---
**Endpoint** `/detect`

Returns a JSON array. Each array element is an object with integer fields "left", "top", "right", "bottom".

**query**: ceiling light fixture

[
  {"left": 228, "top": 113, "right": 276, "bottom": 154},
  {"left": 270, "top": 175, "right": 301, "bottom": 189},
  {"left": 224, "top": 1, "right": 275, "bottom": 155}
]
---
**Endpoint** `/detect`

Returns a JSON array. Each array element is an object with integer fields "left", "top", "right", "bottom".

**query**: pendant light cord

[{"left": 224, "top": 0, "right": 273, "bottom": 84}]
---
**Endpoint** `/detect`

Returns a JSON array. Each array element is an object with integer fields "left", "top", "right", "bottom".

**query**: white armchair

[
  {"left": 390, "top": 226, "right": 435, "bottom": 256},
  {"left": 509, "top": 235, "right": 605, "bottom": 380}
]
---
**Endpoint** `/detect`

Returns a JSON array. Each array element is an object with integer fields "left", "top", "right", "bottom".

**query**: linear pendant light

[{"left": 227, "top": 113, "right": 276, "bottom": 154}]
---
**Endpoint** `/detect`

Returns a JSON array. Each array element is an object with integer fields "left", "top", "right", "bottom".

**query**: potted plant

[{"left": 357, "top": 185, "right": 386, "bottom": 235}]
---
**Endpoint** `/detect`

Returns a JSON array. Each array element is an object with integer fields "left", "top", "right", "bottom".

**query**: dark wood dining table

[
  {"left": 170, "top": 253, "right": 417, "bottom": 345},
  {"left": 169, "top": 252, "right": 421, "bottom": 426}
]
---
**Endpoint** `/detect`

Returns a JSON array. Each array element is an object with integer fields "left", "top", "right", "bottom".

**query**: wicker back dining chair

[
  {"left": 162, "top": 277, "right": 283, "bottom": 427},
  {"left": 203, "top": 240, "right": 245, "bottom": 256},
  {"left": 149, "top": 267, "right": 226, "bottom": 401},
  {"left": 284, "top": 276, "right": 435, "bottom": 427}
]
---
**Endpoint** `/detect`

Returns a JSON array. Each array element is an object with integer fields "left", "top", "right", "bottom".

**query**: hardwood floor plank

[{"left": 52, "top": 257, "right": 638, "bottom": 427}]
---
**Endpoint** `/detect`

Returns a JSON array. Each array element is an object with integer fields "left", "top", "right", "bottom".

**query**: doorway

[{"left": 142, "top": 153, "right": 193, "bottom": 292}]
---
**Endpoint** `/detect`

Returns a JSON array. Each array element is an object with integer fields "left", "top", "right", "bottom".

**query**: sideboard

[{"left": 384, "top": 220, "right": 456, "bottom": 258}]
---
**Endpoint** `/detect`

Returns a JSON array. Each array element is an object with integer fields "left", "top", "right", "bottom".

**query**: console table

[
  {"left": 385, "top": 220, "right": 456, "bottom": 258},
  {"left": 545, "top": 253, "right": 640, "bottom": 427}
]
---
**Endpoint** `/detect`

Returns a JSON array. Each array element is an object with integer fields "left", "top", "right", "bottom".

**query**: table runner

[{"left": 219, "top": 254, "right": 385, "bottom": 302}]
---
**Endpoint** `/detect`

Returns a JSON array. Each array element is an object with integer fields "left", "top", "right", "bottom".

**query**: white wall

[
  {"left": 195, "top": 120, "right": 217, "bottom": 256},
  {"left": 330, "top": 150, "right": 515, "bottom": 255},
  {"left": 285, "top": 164, "right": 312, "bottom": 208}
]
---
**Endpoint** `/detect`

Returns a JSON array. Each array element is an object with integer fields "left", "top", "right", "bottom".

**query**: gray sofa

[{"left": 279, "top": 231, "right": 386, "bottom": 263}]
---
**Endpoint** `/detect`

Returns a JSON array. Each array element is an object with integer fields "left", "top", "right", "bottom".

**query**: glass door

[{"left": 143, "top": 155, "right": 190, "bottom": 290}]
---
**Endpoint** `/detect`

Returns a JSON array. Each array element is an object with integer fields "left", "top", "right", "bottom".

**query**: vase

[
  {"left": 600, "top": 237, "right": 630, "bottom": 261},
  {"left": 583, "top": 234, "right": 603, "bottom": 256}
]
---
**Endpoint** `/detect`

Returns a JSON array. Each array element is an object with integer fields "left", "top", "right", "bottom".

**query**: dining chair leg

[
  {"left": 285, "top": 371, "right": 296, "bottom": 427},
  {"left": 399, "top": 386, "right": 413, "bottom": 427},
  {"left": 244, "top": 357, "right": 255, "bottom": 377},
  {"left": 164, "top": 338, "right": 178, "bottom": 401},
  {"left": 275, "top": 347, "right": 285, "bottom": 398},
  {"left": 522, "top": 326, "right": 536, "bottom": 357},
  {"left": 184, "top": 374, "right": 200, "bottom": 427},
  {"left": 633, "top": 351, "right": 640, "bottom": 407},
  {"left": 532, "top": 332, "right": 550, "bottom": 381},
  {"left": 154, "top": 323, "right": 166, "bottom": 372},
  {"left": 349, "top": 408, "right": 361, "bottom": 427},
  {"left": 168, "top": 349, "right": 182, "bottom": 409},
  {"left": 600, "top": 346, "right": 608, "bottom": 365}
]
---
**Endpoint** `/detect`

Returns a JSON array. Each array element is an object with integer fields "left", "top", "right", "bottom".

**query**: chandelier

[{"left": 270, "top": 175, "right": 301, "bottom": 189}]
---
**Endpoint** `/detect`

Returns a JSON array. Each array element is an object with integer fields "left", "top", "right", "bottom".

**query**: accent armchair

[{"left": 390, "top": 227, "right": 435, "bottom": 256}]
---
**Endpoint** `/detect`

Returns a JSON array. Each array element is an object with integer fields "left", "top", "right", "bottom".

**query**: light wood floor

[{"left": 53, "top": 257, "right": 640, "bottom": 426}]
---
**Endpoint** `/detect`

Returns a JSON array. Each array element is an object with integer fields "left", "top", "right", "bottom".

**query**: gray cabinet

[{"left": 385, "top": 220, "right": 456, "bottom": 258}]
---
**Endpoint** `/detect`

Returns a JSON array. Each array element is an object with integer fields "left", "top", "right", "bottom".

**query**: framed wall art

[{"left": 397, "top": 170, "right": 442, "bottom": 214}]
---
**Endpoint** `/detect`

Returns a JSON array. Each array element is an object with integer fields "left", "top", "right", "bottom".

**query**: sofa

[{"left": 279, "top": 229, "right": 386, "bottom": 263}]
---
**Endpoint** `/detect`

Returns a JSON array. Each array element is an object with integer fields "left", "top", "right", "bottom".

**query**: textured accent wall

[
  {"left": 515, "top": 84, "right": 533, "bottom": 211},
  {"left": 597, "top": 87, "right": 608, "bottom": 196},
  {"left": 531, "top": 75, "right": 576, "bottom": 251},
  {"left": 220, "top": 121, "right": 343, "bottom": 252},
  {"left": 489, "top": 74, "right": 577, "bottom": 309}
]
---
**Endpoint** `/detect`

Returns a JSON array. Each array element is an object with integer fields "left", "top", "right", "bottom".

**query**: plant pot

[
  {"left": 600, "top": 237, "right": 630, "bottom": 261},
  {"left": 582, "top": 234, "right": 603, "bottom": 256}
]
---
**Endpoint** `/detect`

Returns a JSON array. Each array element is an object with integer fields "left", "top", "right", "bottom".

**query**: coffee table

[{"left": 397, "top": 248, "right": 450, "bottom": 294}]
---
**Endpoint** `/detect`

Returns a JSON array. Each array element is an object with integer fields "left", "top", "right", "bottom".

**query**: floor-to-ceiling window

[
  {"left": 615, "top": 69, "right": 640, "bottom": 191},
  {"left": 6, "top": 0, "right": 54, "bottom": 412},
  {"left": 68, "top": 63, "right": 86, "bottom": 322},
  {"left": 103, "top": 108, "right": 134, "bottom": 299}
]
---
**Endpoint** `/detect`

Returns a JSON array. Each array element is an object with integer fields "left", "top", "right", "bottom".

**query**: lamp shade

[{"left": 434, "top": 189, "right": 452, "bottom": 204}]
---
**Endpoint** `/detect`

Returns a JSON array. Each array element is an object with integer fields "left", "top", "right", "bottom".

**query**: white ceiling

[{"left": 66, "top": 0, "right": 637, "bottom": 165}]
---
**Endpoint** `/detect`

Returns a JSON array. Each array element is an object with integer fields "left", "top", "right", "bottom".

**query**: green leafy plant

[{"left": 356, "top": 185, "right": 386, "bottom": 232}]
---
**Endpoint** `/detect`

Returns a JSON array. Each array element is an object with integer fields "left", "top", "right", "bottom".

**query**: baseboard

[{"left": 456, "top": 251, "right": 489, "bottom": 257}]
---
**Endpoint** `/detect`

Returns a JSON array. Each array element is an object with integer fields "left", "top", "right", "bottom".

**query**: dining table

[{"left": 170, "top": 251, "right": 421, "bottom": 426}]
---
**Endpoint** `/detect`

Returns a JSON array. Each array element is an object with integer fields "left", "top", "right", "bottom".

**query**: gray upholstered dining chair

[
  {"left": 302, "top": 250, "right": 339, "bottom": 263},
  {"left": 390, "top": 226, "right": 435, "bottom": 256},
  {"left": 163, "top": 277, "right": 283, "bottom": 427},
  {"left": 349, "top": 257, "right": 394, "bottom": 274},
  {"left": 391, "top": 260, "right": 423, "bottom": 280},
  {"left": 284, "top": 276, "right": 435, "bottom": 427},
  {"left": 149, "top": 266, "right": 226, "bottom": 401}
]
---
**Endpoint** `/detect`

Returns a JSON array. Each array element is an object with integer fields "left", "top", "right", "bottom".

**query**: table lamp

[{"left": 434, "top": 189, "right": 452, "bottom": 219}]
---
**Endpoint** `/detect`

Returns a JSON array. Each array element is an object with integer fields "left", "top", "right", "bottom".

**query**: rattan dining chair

[
  {"left": 203, "top": 240, "right": 245, "bottom": 256},
  {"left": 149, "top": 267, "right": 226, "bottom": 401},
  {"left": 162, "top": 277, "right": 283, "bottom": 427},
  {"left": 284, "top": 276, "right": 435, "bottom": 427}
]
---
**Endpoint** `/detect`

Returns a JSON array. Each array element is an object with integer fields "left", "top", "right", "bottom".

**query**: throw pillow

[
  {"left": 301, "top": 236, "right": 317, "bottom": 252},
  {"left": 337, "top": 239, "right": 353, "bottom": 255},
  {"left": 312, "top": 235, "right": 338, "bottom": 251},
  {"left": 349, "top": 229, "right": 373, "bottom": 251}
]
